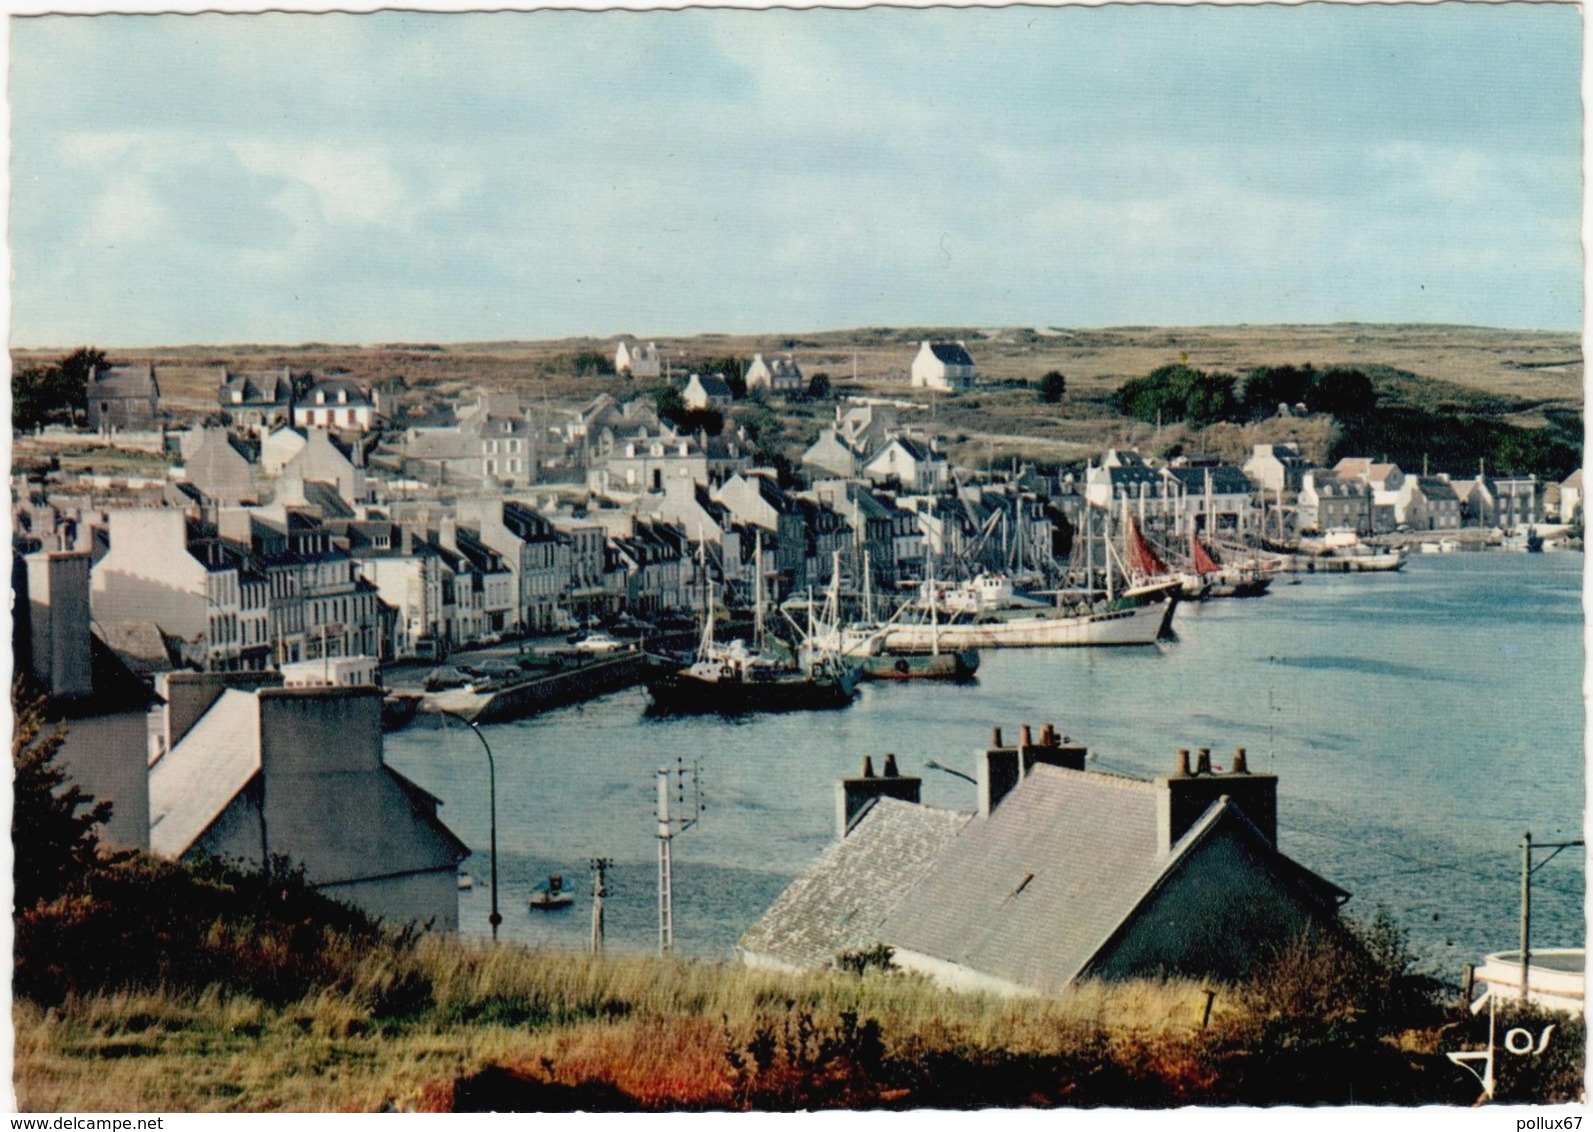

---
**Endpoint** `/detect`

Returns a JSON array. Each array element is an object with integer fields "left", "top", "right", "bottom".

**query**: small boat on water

[
  {"left": 529, "top": 874, "right": 575, "bottom": 911},
  {"left": 859, "top": 648, "right": 979, "bottom": 681}
]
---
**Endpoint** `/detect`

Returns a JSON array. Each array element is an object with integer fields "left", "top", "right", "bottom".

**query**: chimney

[
  {"left": 1156, "top": 746, "right": 1278, "bottom": 852},
  {"left": 438, "top": 515, "right": 458, "bottom": 553},
  {"left": 23, "top": 550, "right": 93, "bottom": 701},
  {"left": 836, "top": 755, "right": 921, "bottom": 838}
]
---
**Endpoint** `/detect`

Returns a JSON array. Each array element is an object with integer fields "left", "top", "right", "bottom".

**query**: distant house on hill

[
  {"left": 683, "top": 373, "right": 734, "bottom": 412},
  {"left": 910, "top": 341, "right": 977, "bottom": 391},
  {"left": 220, "top": 368, "right": 294, "bottom": 433},
  {"left": 86, "top": 364, "right": 161, "bottom": 432},
  {"left": 615, "top": 340, "right": 662, "bottom": 379},
  {"left": 294, "top": 378, "right": 378, "bottom": 432},
  {"left": 746, "top": 353, "right": 804, "bottom": 395},
  {"left": 740, "top": 727, "right": 1348, "bottom": 996}
]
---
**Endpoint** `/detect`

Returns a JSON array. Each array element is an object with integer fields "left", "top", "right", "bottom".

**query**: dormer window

[
  {"left": 232, "top": 390, "right": 244, "bottom": 403},
  {"left": 315, "top": 391, "right": 326, "bottom": 405},
  {"left": 338, "top": 389, "right": 348, "bottom": 404}
]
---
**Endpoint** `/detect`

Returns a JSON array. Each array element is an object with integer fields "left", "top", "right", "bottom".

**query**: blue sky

[{"left": 8, "top": 4, "right": 1583, "bottom": 347}]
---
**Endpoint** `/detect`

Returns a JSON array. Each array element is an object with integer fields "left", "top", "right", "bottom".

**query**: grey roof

[
  {"left": 92, "top": 364, "right": 158, "bottom": 400},
  {"left": 692, "top": 374, "right": 733, "bottom": 398},
  {"left": 221, "top": 369, "right": 292, "bottom": 405},
  {"left": 1165, "top": 465, "right": 1252, "bottom": 495},
  {"left": 737, "top": 798, "right": 971, "bottom": 972},
  {"left": 1417, "top": 476, "right": 1459, "bottom": 502},
  {"left": 927, "top": 342, "right": 975, "bottom": 367},
  {"left": 150, "top": 689, "right": 262, "bottom": 853},
  {"left": 304, "top": 377, "right": 373, "bottom": 406}
]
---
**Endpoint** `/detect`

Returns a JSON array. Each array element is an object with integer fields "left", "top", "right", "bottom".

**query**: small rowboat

[{"left": 529, "top": 874, "right": 575, "bottom": 911}]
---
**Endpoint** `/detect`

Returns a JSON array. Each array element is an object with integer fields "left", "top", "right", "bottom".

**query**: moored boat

[
  {"left": 529, "top": 874, "right": 575, "bottom": 911},
  {"left": 859, "top": 648, "right": 980, "bottom": 681}
]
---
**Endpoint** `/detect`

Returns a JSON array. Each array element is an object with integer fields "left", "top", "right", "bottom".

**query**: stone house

[
  {"left": 86, "top": 364, "right": 161, "bottom": 432},
  {"left": 149, "top": 680, "right": 468, "bottom": 929}
]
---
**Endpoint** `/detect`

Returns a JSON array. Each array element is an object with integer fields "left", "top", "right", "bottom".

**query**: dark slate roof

[
  {"left": 300, "top": 480, "right": 355, "bottom": 519},
  {"left": 885, "top": 436, "right": 942, "bottom": 463},
  {"left": 1417, "top": 476, "right": 1459, "bottom": 502},
  {"left": 927, "top": 342, "right": 975, "bottom": 367},
  {"left": 1165, "top": 465, "right": 1253, "bottom": 495},
  {"left": 221, "top": 370, "right": 292, "bottom": 405},
  {"left": 692, "top": 374, "right": 733, "bottom": 398},
  {"left": 92, "top": 364, "right": 158, "bottom": 400},
  {"left": 737, "top": 798, "right": 971, "bottom": 972},
  {"left": 305, "top": 377, "right": 374, "bottom": 407}
]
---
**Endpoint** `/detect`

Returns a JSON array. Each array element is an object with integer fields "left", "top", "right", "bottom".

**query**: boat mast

[{"left": 753, "top": 529, "right": 765, "bottom": 651}]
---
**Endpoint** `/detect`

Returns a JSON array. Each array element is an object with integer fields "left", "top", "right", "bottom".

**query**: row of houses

[
  {"left": 84, "top": 362, "right": 384, "bottom": 436},
  {"left": 615, "top": 339, "right": 980, "bottom": 392}
]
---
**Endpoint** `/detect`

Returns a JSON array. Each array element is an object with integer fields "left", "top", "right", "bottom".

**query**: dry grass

[{"left": 12, "top": 935, "right": 1232, "bottom": 1113}]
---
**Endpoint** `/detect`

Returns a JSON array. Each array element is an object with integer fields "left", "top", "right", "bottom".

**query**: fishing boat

[
  {"left": 884, "top": 509, "right": 1179, "bottom": 650},
  {"left": 644, "top": 535, "right": 860, "bottom": 713},
  {"left": 529, "top": 874, "right": 575, "bottom": 911},
  {"left": 1193, "top": 535, "right": 1272, "bottom": 599}
]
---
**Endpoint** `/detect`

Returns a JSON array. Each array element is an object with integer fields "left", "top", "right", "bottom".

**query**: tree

[
  {"left": 654, "top": 383, "right": 687, "bottom": 421},
  {"left": 807, "top": 372, "right": 833, "bottom": 401},
  {"left": 1036, "top": 370, "right": 1067, "bottom": 404},
  {"left": 1114, "top": 363, "right": 1237, "bottom": 428},
  {"left": 12, "top": 690, "right": 111, "bottom": 909},
  {"left": 1305, "top": 367, "right": 1378, "bottom": 418},
  {"left": 12, "top": 346, "right": 102, "bottom": 431}
]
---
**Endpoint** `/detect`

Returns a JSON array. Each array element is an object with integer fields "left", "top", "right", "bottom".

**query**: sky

[{"left": 7, "top": 3, "right": 1584, "bottom": 348}]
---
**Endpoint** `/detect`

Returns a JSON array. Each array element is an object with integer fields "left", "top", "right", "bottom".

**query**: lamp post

[{"left": 435, "top": 708, "right": 502, "bottom": 941}]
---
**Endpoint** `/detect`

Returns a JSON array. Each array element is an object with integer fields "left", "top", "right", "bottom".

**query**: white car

[{"left": 573, "top": 631, "right": 627, "bottom": 654}]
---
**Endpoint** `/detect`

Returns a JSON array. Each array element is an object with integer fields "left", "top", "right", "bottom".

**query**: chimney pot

[
  {"left": 883, "top": 753, "right": 899, "bottom": 778},
  {"left": 1020, "top": 724, "right": 1032, "bottom": 748},
  {"left": 992, "top": 727, "right": 1003, "bottom": 748},
  {"left": 1196, "top": 748, "right": 1212, "bottom": 775},
  {"left": 1042, "top": 723, "right": 1056, "bottom": 747},
  {"left": 862, "top": 755, "right": 876, "bottom": 779},
  {"left": 1233, "top": 747, "right": 1248, "bottom": 774},
  {"left": 1176, "top": 748, "right": 1191, "bottom": 776}
]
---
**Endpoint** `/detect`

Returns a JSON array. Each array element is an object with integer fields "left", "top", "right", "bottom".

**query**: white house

[
  {"left": 683, "top": 373, "right": 734, "bottom": 412},
  {"left": 293, "top": 378, "right": 378, "bottom": 432},
  {"left": 863, "top": 436, "right": 949, "bottom": 493},
  {"left": 1558, "top": 470, "right": 1583, "bottom": 524},
  {"left": 910, "top": 341, "right": 977, "bottom": 391},
  {"left": 615, "top": 340, "right": 662, "bottom": 379},
  {"left": 746, "top": 353, "right": 804, "bottom": 395}
]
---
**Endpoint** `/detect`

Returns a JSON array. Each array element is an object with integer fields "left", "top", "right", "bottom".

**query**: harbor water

[{"left": 385, "top": 551, "right": 1585, "bottom": 977}]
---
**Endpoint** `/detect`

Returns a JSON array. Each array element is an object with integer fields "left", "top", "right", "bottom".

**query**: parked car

[
  {"left": 423, "top": 667, "right": 472, "bottom": 692},
  {"left": 572, "top": 631, "right": 627, "bottom": 654}
]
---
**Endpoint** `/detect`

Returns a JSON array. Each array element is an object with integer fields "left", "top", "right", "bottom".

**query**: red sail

[
  {"left": 1191, "top": 534, "right": 1222, "bottom": 575},
  {"left": 1125, "top": 518, "right": 1169, "bottom": 577}
]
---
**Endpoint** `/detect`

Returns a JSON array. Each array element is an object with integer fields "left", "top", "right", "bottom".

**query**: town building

[
  {"left": 293, "top": 378, "right": 379, "bottom": 432},
  {"left": 1298, "top": 470, "right": 1372, "bottom": 534},
  {"left": 1243, "top": 443, "right": 1308, "bottom": 494},
  {"left": 219, "top": 369, "right": 294, "bottom": 434}
]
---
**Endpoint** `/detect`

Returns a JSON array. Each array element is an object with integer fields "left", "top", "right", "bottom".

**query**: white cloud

[{"left": 231, "top": 140, "right": 415, "bottom": 231}]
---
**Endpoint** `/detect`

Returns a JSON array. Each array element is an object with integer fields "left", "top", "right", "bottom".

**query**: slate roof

[
  {"left": 691, "top": 374, "right": 734, "bottom": 399},
  {"left": 737, "top": 797, "right": 971, "bottom": 972},
  {"left": 1417, "top": 476, "right": 1459, "bottom": 502},
  {"left": 926, "top": 342, "right": 975, "bottom": 367},
  {"left": 92, "top": 364, "right": 158, "bottom": 400},
  {"left": 305, "top": 377, "right": 374, "bottom": 407},
  {"left": 149, "top": 689, "right": 262, "bottom": 854},
  {"left": 1165, "top": 465, "right": 1253, "bottom": 496},
  {"left": 221, "top": 369, "right": 292, "bottom": 405}
]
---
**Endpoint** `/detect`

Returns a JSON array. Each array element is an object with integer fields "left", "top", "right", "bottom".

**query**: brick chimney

[
  {"left": 1155, "top": 745, "right": 1277, "bottom": 852},
  {"left": 980, "top": 722, "right": 1087, "bottom": 817},
  {"left": 836, "top": 754, "right": 921, "bottom": 838}
]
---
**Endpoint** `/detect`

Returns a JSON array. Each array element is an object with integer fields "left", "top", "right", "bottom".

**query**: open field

[{"left": 18, "top": 322, "right": 1581, "bottom": 408}]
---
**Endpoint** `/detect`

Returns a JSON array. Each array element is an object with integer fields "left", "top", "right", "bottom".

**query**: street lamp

[{"left": 435, "top": 708, "right": 502, "bottom": 941}]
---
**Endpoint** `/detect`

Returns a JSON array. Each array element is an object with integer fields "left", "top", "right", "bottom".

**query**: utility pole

[
  {"left": 1518, "top": 830, "right": 1584, "bottom": 1003},
  {"left": 656, "top": 759, "right": 703, "bottom": 954},
  {"left": 589, "top": 857, "right": 611, "bottom": 955}
]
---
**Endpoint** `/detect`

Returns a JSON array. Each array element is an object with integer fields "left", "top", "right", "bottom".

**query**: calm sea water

[{"left": 386, "top": 552, "right": 1585, "bottom": 978}]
